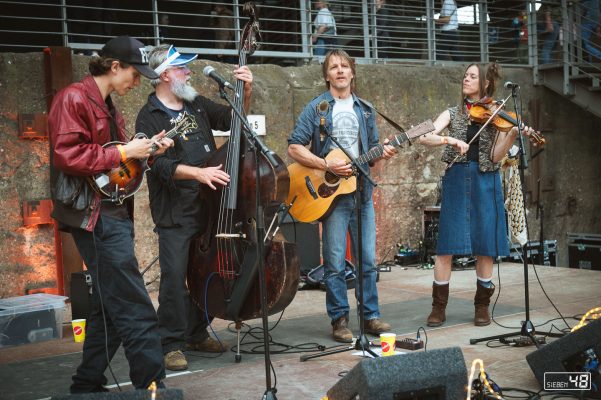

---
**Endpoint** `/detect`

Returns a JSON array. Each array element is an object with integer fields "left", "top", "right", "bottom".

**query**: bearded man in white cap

[{"left": 135, "top": 44, "right": 253, "bottom": 371}]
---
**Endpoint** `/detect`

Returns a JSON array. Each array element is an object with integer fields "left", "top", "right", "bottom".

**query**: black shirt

[
  {"left": 465, "top": 122, "right": 480, "bottom": 162},
  {"left": 135, "top": 93, "right": 232, "bottom": 228}
]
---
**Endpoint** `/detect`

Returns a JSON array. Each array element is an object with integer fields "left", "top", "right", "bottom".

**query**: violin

[{"left": 468, "top": 97, "right": 546, "bottom": 146}]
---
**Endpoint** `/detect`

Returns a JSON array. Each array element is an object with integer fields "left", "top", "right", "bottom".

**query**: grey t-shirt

[{"left": 330, "top": 96, "right": 359, "bottom": 158}]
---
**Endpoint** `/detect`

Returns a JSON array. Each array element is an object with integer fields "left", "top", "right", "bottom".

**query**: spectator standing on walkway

[
  {"left": 436, "top": 0, "right": 463, "bottom": 61},
  {"left": 580, "top": 0, "right": 601, "bottom": 62},
  {"left": 512, "top": 9, "right": 529, "bottom": 63},
  {"left": 312, "top": 1, "right": 337, "bottom": 56},
  {"left": 536, "top": 2, "right": 560, "bottom": 64},
  {"left": 213, "top": 3, "right": 236, "bottom": 63},
  {"left": 375, "top": 0, "right": 394, "bottom": 58}
]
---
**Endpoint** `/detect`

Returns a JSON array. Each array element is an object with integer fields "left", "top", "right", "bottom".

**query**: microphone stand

[
  {"left": 469, "top": 86, "right": 562, "bottom": 347},
  {"left": 218, "top": 84, "right": 279, "bottom": 400},
  {"left": 536, "top": 179, "right": 545, "bottom": 265},
  {"left": 300, "top": 121, "right": 380, "bottom": 361}
]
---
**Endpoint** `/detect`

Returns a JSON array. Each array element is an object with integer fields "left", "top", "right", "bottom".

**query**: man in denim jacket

[{"left": 287, "top": 49, "right": 395, "bottom": 343}]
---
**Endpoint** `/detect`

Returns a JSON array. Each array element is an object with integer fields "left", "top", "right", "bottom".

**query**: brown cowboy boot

[
  {"left": 474, "top": 281, "right": 496, "bottom": 326},
  {"left": 427, "top": 283, "right": 449, "bottom": 327},
  {"left": 332, "top": 316, "right": 353, "bottom": 343},
  {"left": 364, "top": 318, "right": 392, "bottom": 335}
]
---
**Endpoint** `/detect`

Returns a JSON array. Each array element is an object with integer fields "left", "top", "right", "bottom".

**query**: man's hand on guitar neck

[
  {"left": 380, "top": 138, "right": 397, "bottom": 161},
  {"left": 122, "top": 130, "right": 173, "bottom": 159}
]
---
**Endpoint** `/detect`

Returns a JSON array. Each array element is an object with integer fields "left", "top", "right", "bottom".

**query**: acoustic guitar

[
  {"left": 90, "top": 111, "right": 197, "bottom": 204},
  {"left": 287, "top": 119, "right": 435, "bottom": 222}
]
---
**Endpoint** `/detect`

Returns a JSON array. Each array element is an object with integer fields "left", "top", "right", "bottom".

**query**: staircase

[
  {"left": 532, "top": 2, "right": 601, "bottom": 119},
  {"left": 535, "top": 62, "right": 601, "bottom": 119}
]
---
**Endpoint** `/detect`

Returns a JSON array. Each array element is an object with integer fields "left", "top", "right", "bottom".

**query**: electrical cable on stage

[
  {"left": 487, "top": 250, "right": 571, "bottom": 335},
  {"left": 417, "top": 326, "right": 428, "bottom": 351},
  {"left": 226, "top": 315, "right": 336, "bottom": 356}
]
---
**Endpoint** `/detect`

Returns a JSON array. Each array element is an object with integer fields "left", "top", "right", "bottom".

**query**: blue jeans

[
  {"left": 582, "top": 22, "right": 601, "bottom": 61},
  {"left": 314, "top": 37, "right": 337, "bottom": 56},
  {"left": 322, "top": 193, "right": 380, "bottom": 323},
  {"left": 70, "top": 215, "right": 164, "bottom": 392},
  {"left": 538, "top": 21, "right": 559, "bottom": 64},
  {"left": 437, "top": 30, "right": 463, "bottom": 61}
]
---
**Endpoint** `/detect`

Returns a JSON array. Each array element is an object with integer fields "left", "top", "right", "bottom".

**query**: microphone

[
  {"left": 317, "top": 100, "right": 329, "bottom": 141},
  {"left": 203, "top": 66, "right": 235, "bottom": 90},
  {"left": 504, "top": 81, "right": 520, "bottom": 90}
]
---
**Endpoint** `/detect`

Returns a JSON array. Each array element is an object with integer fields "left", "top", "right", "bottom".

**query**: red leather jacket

[{"left": 48, "top": 75, "right": 128, "bottom": 231}]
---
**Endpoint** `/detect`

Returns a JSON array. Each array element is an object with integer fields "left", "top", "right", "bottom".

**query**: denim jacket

[{"left": 288, "top": 91, "right": 379, "bottom": 199}]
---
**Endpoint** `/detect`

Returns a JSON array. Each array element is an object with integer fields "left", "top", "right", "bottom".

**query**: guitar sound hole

[{"left": 318, "top": 183, "right": 339, "bottom": 198}]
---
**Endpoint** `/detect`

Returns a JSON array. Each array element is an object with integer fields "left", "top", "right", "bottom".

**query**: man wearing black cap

[
  {"left": 48, "top": 36, "right": 173, "bottom": 392},
  {"left": 135, "top": 44, "right": 253, "bottom": 371}
]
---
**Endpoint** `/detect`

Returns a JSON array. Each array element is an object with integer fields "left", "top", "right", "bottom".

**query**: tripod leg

[{"left": 235, "top": 321, "right": 242, "bottom": 363}]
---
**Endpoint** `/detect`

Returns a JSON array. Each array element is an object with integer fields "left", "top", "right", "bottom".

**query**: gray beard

[{"left": 170, "top": 79, "right": 198, "bottom": 102}]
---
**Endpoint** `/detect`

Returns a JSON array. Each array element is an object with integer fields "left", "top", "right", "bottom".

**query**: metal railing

[{"left": 0, "top": 0, "right": 599, "bottom": 70}]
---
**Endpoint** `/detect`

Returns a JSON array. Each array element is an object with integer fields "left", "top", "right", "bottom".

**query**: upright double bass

[{"left": 187, "top": 3, "right": 299, "bottom": 322}]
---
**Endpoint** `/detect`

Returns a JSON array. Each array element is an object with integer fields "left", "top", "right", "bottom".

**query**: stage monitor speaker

[
  {"left": 51, "top": 389, "right": 183, "bottom": 400},
  {"left": 526, "top": 317, "right": 601, "bottom": 398},
  {"left": 279, "top": 216, "right": 320, "bottom": 274},
  {"left": 326, "top": 347, "right": 467, "bottom": 400}
]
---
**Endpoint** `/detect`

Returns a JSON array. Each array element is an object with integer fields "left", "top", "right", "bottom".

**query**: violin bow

[{"left": 445, "top": 93, "right": 512, "bottom": 171}]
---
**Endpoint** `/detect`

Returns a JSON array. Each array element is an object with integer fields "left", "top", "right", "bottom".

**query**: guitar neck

[
  {"left": 355, "top": 131, "right": 408, "bottom": 165},
  {"left": 353, "top": 120, "right": 434, "bottom": 165}
]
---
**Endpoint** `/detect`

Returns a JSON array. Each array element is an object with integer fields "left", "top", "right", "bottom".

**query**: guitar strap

[
  {"left": 106, "top": 96, "right": 120, "bottom": 143},
  {"left": 355, "top": 97, "right": 409, "bottom": 146},
  {"left": 87, "top": 94, "right": 132, "bottom": 141}
]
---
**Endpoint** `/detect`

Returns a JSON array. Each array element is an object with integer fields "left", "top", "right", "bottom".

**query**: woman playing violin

[{"left": 419, "top": 62, "right": 534, "bottom": 328}]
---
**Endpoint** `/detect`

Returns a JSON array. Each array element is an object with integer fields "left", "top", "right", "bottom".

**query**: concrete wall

[{"left": 0, "top": 52, "right": 599, "bottom": 298}]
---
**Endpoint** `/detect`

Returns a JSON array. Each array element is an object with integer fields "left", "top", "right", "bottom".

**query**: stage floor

[{"left": 1, "top": 262, "right": 599, "bottom": 399}]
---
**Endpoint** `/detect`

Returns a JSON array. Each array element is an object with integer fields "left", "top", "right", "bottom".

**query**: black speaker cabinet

[
  {"left": 51, "top": 389, "right": 183, "bottom": 400},
  {"left": 279, "top": 216, "right": 320, "bottom": 274},
  {"left": 327, "top": 347, "right": 467, "bottom": 400},
  {"left": 70, "top": 271, "right": 92, "bottom": 320},
  {"left": 568, "top": 233, "right": 601, "bottom": 271},
  {"left": 526, "top": 317, "right": 601, "bottom": 398}
]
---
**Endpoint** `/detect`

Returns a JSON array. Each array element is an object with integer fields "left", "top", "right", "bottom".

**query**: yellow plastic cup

[
  {"left": 71, "top": 319, "right": 86, "bottom": 343},
  {"left": 380, "top": 332, "right": 396, "bottom": 356}
]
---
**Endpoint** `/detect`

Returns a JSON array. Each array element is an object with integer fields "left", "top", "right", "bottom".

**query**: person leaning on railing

[{"left": 312, "top": 1, "right": 337, "bottom": 56}]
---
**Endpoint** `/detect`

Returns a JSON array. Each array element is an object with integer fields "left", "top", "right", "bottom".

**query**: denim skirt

[{"left": 436, "top": 161, "right": 509, "bottom": 257}]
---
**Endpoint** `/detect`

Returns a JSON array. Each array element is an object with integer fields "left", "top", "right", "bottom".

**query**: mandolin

[{"left": 90, "top": 111, "right": 197, "bottom": 204}]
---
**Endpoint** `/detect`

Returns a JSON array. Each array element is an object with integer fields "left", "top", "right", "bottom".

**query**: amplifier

[{"left": 568, "top": 233, "right": 601, "bottom": 271}]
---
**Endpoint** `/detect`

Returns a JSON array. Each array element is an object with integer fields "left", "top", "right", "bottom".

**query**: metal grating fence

[{"left": 0, "top": 0, "right": 598, "bottom": 70}]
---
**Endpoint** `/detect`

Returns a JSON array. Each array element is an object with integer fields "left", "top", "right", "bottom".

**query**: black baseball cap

[{"left": 100, "top": 36, "right": 158, "bottom": 79}]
